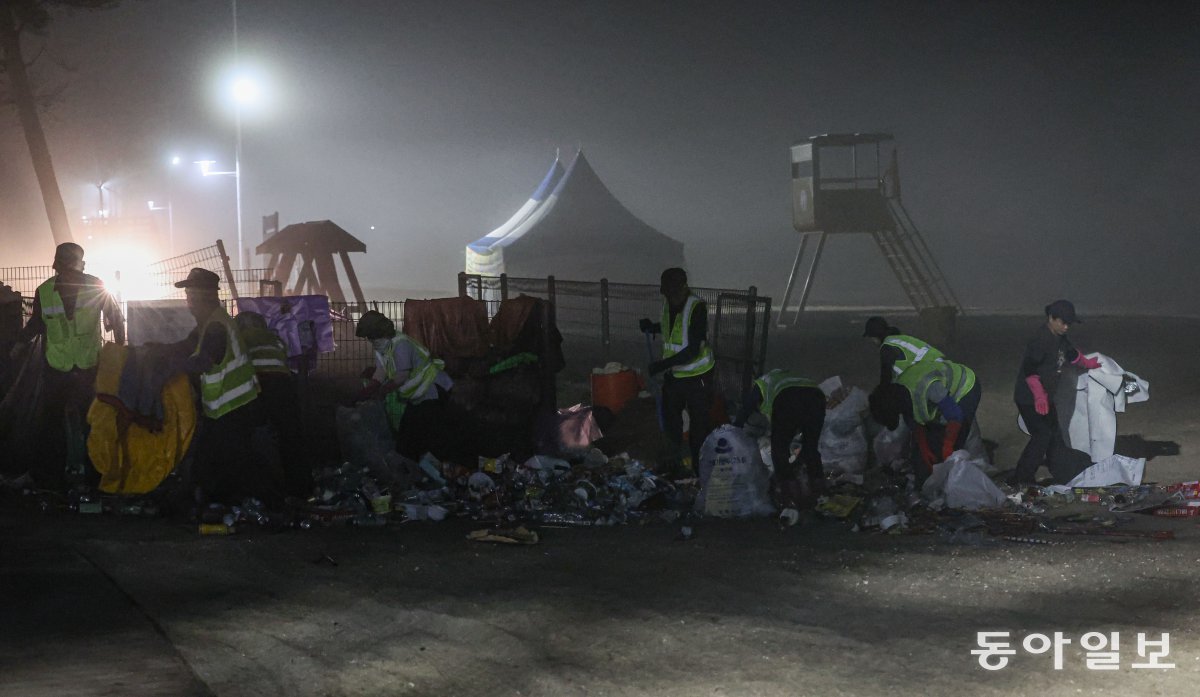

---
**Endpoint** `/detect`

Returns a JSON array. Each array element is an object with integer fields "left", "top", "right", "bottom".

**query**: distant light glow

[
  {"left": 171, "top": 155, "right": 181, "bottom": 166},
  {"left": 87, "top": 244, "right": 161, "bottom": 302}
]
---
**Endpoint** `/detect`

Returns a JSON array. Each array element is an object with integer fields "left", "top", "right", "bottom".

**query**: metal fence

[
  {"left": 147, "top": 240, "right": 271, "bottom": 301},
  {"left": 458, "top": 273, "right": 771, "bottom": 404},
  {"left": 307, "top": 300, "right": 405, "bottom": 376}
]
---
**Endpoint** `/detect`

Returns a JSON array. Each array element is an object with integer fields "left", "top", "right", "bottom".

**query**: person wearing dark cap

[
  {"left": 638, "top": 267, "right": 716, "bottom": 473},
  {"left": 355, "top": 310, "right": 454, "bottom": 461},
  {"left": 15, "top": 243, "right": 124, "bottom": 489},
  {"left": 862, "top": 316, "right": 945, "bottom": 387},
  {"left": 1010, "top": 300, "right": 1100, "bottom": 486},
  {"left": 172, "top": 268, "right": 275, "bottom": 503}
]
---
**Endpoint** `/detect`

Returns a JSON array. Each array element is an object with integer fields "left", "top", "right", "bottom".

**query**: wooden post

[
  {"left": 339, "top": 249, "right": 367, "bottom": 312},
  {"left": 215, "top": 239, "right": 240, "bottom": 301}
]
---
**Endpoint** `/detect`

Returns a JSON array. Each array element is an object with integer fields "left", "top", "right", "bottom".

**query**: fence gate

[{"left": 711, "top": 290, "right": 772, "bottom": 409}]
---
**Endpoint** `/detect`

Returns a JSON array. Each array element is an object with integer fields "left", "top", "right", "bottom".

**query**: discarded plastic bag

[
  {"left": 818, "top": 382, "right": 869, "bottom": 474},
  {"left": 1066, "top": 454, "right": 1146, "bottom": 488},
  {"left": 695, "top": 425, "right": 775, "bottom": 518},
  {"left": 922, "top": 451, "right": 1006, "bottom": 510},
  {"left": 555, "top": 404, "right": 603, "bottom": 452},
  {"left": 872, "top": 421, "right": 909, "bottom": 468}
]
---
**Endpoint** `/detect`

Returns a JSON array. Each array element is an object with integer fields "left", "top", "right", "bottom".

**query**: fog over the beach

[{"left": 2, "top": 1, "right": 1196, "bottom": 314}]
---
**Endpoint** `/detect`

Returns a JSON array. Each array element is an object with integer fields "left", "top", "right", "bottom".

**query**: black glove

[{"left": 638, "top": 318, "right": 654, "bottom": 334}]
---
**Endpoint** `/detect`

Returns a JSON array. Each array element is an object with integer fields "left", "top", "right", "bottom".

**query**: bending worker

[
  {"left": 17, "top": 243, "right": 124, "bottom": 489},
  {"left": 1010, "top": 300, "right": 1098, "bottom": 486},
  {"left": 639, "top": 267, "right": 716, "bottom": 473},
  {"left": 862, "top": 316, "right": 945, "bottom": 386},
  {"left": 869, "top": 358, "right": 981, "bottom": 479},
  {"left": 734, "top": 369, "right": 826, "bottom": 525},
  {"left": 355, "top": 310, "right": 453, "bottom": 461}
]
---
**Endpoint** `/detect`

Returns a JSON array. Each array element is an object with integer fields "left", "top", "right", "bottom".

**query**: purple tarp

[{"left": 236, "top": 295, "right": 335, "bottom": 356}]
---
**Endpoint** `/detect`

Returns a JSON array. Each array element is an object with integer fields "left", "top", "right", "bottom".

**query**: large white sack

[
  {"left": 922, "top": 451, "right": 1007, "bottom": 510},
  {"left": 1066, "top": 454, "right": 1146, "bottom": 487},
  {"left": 695, "top": 425, "right": 775, "bottom": 518},
  {"left": 818, "top": 385, "right": 870, "bottom": 474}
]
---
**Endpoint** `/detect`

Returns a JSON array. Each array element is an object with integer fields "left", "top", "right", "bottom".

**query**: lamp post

[{"left": 195, "top": 158, "right": 240, "bottom": 265}]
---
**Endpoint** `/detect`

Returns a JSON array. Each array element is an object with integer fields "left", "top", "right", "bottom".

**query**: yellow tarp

[{"left": 87, "top": 344, "right": 196, "bottom": 494}]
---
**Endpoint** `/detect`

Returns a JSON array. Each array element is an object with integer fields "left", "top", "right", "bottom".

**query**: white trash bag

[
  {"left": 818, "top": 379, "right": 870, "bottom": 475},
  {"left": 922, "top": 450, "right": 1007, "bottom": 510},
  {"left": 695, "top": 425, "right": 775, "bottom": 518},
  {"left": 873, "top": 421, "right": 910, "bottom": 468},
  {"left": 1066, "top": 454, "right": 1146, "bottom": 488}
]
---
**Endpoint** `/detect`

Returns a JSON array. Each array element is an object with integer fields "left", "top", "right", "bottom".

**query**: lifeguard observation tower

[{"left": 778, "top": 133, "right": 962, "bottom": 335}]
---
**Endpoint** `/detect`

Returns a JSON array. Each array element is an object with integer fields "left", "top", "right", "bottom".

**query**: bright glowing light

[
  {"left": 232, "top": 76, "right": 261, "bottom": 105},
  {"left": 216, "top": 64, "right": 273, "bottom": 119},
  {"left": 171, "top": 155, "right": 181, "bottom": 166},
  {"left": 148, "top": 200, "right": 155, "bottom": 209},
  {"left": 87, "top": 244, "right": 163, "bottom": 302}
]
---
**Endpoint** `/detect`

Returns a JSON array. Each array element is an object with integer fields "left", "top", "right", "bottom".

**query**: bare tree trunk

[{"left": 0, "top": 7, "right": 74, "bottom": 246}]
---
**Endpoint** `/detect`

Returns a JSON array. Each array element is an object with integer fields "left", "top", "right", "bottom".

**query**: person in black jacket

[{"left": 1010, "top": 300, "right": 1097, "bottom": 486}]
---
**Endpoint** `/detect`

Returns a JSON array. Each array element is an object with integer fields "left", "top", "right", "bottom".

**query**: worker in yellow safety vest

[
  {"left": 862, "top": 316, "right": 945, "bottom": 386},
  {"left": 639, "top": 267, "right": 716, "bottom": 473},
  {"left": 869, "top": 358, "right": 982, "bottom": 480},
  {"left": 734, "top": 369, "right": 827, "bottom": 526},
  {"left": 355, "top": 310, "right": 454, "bottom": 461},
  {"left": 14, "top": 243, "right": 124, "bottom": 489},
  {"left": 173, "top": 268, "right": 278, "bottom": 503}
]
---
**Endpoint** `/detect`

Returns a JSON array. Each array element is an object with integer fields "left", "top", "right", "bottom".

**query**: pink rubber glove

[
  {"left": 1025, "top": 375, "right": 1049, "bottom": 415},
  {"left": 1073, "top": 353, "right": 1102, "bottom": 371}
]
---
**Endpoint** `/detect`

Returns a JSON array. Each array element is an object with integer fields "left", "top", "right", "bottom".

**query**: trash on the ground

[
  {"left": 467, "top": 525, "right": 539, "bottom": 544},
  {"left": 922, "top": 451, "right": 1007, "bottom": 510},
  {"left": 815, "top": 494, "right": 862, "bottom": 519},
  {"left": 1065, "top": 454, "right": 1146, "bottom": 487}
]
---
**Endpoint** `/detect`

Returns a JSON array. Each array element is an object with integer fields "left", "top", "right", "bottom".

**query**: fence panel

[{"left": 460, "top": 273, "right": 771, "bottom": 406}]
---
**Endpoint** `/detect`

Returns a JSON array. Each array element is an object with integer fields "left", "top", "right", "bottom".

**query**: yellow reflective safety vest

[
  {"left": 37, "top": 277, "right": 106, "bottom": 371},
  {"left": 754, "top": 369, "right": 817, "bottom": 419},
  {"left": 882, "top": 334, "right": 945, "bottom": 377},
  {"left": 193, "top": 307, "right": 260, "bottom": 418},
  {"left": 896, "top": 359, "right": 976, "bottom": 425},
  {"left": 660, "top": 295, "right": 714, "bottom": 378},
  {"left": 241, "top": 326, "right": 291, "bottom": 375},
  {"left": 379, "top": 334, "right": 445, "bottom": 428}
]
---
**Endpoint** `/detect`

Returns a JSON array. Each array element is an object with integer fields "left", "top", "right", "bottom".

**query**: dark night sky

[{"left": 1, "top": 0, "right": 1197, "bottom": 313}]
